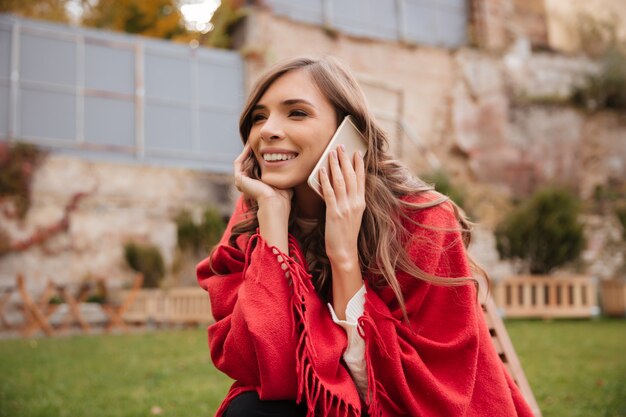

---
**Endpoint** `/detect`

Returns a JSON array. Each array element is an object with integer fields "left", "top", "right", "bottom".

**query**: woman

[{"left": 197, "top": 56, "right": 534, "bottom": 417}]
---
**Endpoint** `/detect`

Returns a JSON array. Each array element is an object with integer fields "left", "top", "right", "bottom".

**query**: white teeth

[{"left": 263, "top": 153, "right": 296, "bottom": 162}]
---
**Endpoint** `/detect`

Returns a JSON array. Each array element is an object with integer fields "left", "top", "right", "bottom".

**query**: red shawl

[{"left": 197, "top": 194, "right": 535, "bottom": 417}]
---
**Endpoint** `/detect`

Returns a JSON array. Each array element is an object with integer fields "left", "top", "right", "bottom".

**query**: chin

[{"left": 261, "top": 175, "right": 298, "bottom": 190}]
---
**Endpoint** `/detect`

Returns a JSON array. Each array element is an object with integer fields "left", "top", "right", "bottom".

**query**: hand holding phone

[{"left": 307, "top": 115, "right": 367, "bottom": 198}]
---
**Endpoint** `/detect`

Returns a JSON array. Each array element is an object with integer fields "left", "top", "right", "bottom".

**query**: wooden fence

[
  {"left": 600, "top": 280, "right": 626, "bottom": 317},
  {"left": 122, "top": 287, "right": 213, "bottom": 325},
  {"left": 493, "top": 276, "right": 598, "bottom": 318}
]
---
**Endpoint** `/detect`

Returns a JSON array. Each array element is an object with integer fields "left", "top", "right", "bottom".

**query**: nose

[{"left": 258, "top": 114, "right": 285, "bottom": 141}]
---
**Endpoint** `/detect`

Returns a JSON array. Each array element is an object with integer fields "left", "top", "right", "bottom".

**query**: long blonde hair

[{"left": 225, "top": 56, "right": 485, "bottom": 320}]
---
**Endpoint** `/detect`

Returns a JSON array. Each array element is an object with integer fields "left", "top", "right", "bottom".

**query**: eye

[
  {"left": 289, "top": 110, "right": 308, "bottom": 118},
  {"left": 251, "top": 113, "right": 267, "bottom": 123}
]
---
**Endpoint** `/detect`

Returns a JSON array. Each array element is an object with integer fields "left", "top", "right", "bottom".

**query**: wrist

[
  {"left": 331, "top": 259, "right": 362, "bottom": 293},
  {"left": 257, "top": 194, "right": 291, "bottom": 211},
  {"left": 329, "top": 252, "right": 360, "bottom": 273},
  {"left": 257, "top": 200, "right": 290, "bottom": 253}
]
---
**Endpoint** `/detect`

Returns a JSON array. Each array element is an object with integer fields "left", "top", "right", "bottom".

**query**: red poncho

[{"left": 197, "top": 194, "right": 535, "bottom": 417}]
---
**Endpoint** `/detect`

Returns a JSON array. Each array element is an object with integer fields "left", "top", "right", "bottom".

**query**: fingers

[
  {"left": 328, "top": 148, "right": 347, "bottom": 202},
  {"left": 354, "top": 150, "right": 365, "bottom": 197},
  {"left": 234, "top": 143, "right": 250, "bottom": 192},
  {"left": 337, "top": 145, "right": 357, "bottom": 196},
  {"left": 318, "top": 165, "right": 334, "bottom": 206},
  {"left": 322, "top": 146, "right": 366, "bottom": 215},
  {"left": 328, "top": 145, "right": 364, "bottom": 201}
]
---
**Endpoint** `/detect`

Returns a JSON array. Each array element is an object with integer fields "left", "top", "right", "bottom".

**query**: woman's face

[{"left": 247, "top": 69, "right": 338, "bottom": 191}]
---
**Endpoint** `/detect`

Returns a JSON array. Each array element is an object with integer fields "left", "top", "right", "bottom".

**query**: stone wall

[
  {"left": 2, "top": 1, "right": 625, "bottom": 287},
  {"left": 546, "top": 0, "right": 626, "bottom": 53},
  {"left": 0, "top": 154, "right": 233, "bottom": 288},
  {"left": 239, "top": 7, "right": 626, "bottom": 278}
]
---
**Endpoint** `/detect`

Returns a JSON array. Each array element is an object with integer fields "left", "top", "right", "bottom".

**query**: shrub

[
  {"left": 495, "top": 188, "right": 585, "bottom": 274},
  {"left": 123, "top": 242, "right": 165, "bottom": 288},
  {"left": 175, "top": 207, "right": 226, "bottom": 254},
  {"left": 573, "top": 46, "right": 626, "bottom": 111},
  {"left": 0, "top": 142, "right": 46, "bottom": 218},
  {"left": 421, "top": 170, "right": 466, "bottom": 211}
]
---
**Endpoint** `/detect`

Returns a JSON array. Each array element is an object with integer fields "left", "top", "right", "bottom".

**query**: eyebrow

[{"left": 253, "top": 98, "right": 317, "bottom": 111}]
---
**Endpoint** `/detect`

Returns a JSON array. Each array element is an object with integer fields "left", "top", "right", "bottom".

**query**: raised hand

[
  {"left": 319, "top": 145, "right": 366, "bottom": 318},
  {"left": 234, "top": 143, "right": 292, "bottom": 253},
  {"left": 234, "top": 143, "right": 293, "bottom": 207}
]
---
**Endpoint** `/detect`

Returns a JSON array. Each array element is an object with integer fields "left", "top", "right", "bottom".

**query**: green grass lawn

[
  {"left": 0, "top": 319, "right": 624, "bottom": 417},
  {"left": 506, "top": 319, "right": 626, "bottom": 417}
]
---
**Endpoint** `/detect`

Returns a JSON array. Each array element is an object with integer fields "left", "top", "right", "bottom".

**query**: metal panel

[
  {"left": 0, "top": 27, "right": 10, "bottom": 79},
  {"left": 439, "top": 9, "right": 467, "bottom": 47},
  {"left": 197, "top": 60, "right": 241, "bottom": 110},
  {"left": 19, "top": 87, "right": 76, "bottom": 140},
  {"left": 404, "top": 0, "right": 439, "bottom": 45},
  {"left": 85, "top": 42, "right": 134, "bottom": 94},
  {"left": 0, "top": 85, "right": 8, "bottom": 137},
  {"left": 145, "top": 50, "right": 192, "bottom": 103},
  {"left": 84, "top": 96, "right": 134, "bottom": 147},
  {"left": 145, "top": 103, "right": 193, "bottom": 151},
  {"left": 270, "top": 0, "right": 325, "bottom": 25},
  {"left": 0, "top": 14, "right": 245, "bottom": 173},
  {"left": 333, "top": 0, "right": 398, "bottom": 41},
  {"left": 198, "top": 110, "right": 240, "bottom": 156},
  {"left": 20, "top": 32, "right": 77, "bottom": 86},
  {"left": 409, "top": 0, "right": 467, "bottom": 47},
  {"left": 265, "top": 0, "right": 468, "bottom": 47}
]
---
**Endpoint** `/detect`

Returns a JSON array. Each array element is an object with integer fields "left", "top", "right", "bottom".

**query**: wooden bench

[
  {"left": 122, "top": 287, "right": 212, "bottom": 325},
  {"left": 482, "top": 295, "right": 542, "bottom": 416},
  {"left": 494, "top": 276, "right": 597, "bottom": 318}
]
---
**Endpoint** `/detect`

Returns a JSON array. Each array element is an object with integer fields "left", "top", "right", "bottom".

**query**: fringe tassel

[
  {"left": 358, "top": 314, "right": 389, "bottom": 417},
  {"left": 287, "top": 252, "right": 361, "bottom": 417}
]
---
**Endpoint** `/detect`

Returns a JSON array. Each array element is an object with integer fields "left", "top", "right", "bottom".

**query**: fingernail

[
  {"left": 357, "top": 150, "right": 362, "bottom": 158},
  {"left": 339, "top": 144, "right": 345, "bottom": 152}
]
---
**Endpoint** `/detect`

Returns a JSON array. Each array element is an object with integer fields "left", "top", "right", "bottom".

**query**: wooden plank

[{"left": 483, "top": 296, "right": 542, "bottom": 417}]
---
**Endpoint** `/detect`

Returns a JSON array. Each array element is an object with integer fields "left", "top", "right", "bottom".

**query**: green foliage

[
  {"left": 0, "top": 0, "right": 69, "bottom": 23},
  {"left": 495, "top": 187, "right": 585, "bottom": 274},
  {"left": 203, "top": 0, "right": 247, "bottom": 49},
  {"left": 81, "top": 0, "right": 188, "bottom": 40},
  {"left": 573, "top": 46, "right": 626, "bottom": 111},
  {"left": 123, "top": 242, "right": 165, "bottom": 288},
  {"left": 421, "top": 170, "right": 466, "bottom": 211},
  {"left": 175, "top": 207, "right": 226, "bottom": 255},
  {"left": 0, "top": 142, "right": 46, "bottom": 219}
]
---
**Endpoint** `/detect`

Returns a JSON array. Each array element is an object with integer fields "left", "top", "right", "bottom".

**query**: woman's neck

[{"left": 293, "top": 183, "right": 324, "bottom": 219}]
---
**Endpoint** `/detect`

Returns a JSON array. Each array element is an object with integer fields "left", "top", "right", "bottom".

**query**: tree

[
  {"left": 81, "top": 0, "right": 188, "bottom": 41},
  {"left": 0, "top": 0, "right": 70, "bottom": 23}
]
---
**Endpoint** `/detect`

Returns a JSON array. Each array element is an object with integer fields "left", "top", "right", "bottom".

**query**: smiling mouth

[{"left": 262, "top": 153, "right": 298, "bottom": 162}]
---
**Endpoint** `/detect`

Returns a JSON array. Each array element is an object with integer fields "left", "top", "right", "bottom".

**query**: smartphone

[{"left": 307, "top": 115, "right": 368, "bottom": 198}]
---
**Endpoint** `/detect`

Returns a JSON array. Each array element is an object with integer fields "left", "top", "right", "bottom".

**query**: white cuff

[
  {"left": 327, "top": 284, "right": 368, "bottom": 398},
  {"left": 327, "top": 284, "right": 366, "bottom": 355}
]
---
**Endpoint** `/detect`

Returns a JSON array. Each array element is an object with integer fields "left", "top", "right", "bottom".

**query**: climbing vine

[{"left": 0, "top": 142, "right": 46, "bottom": 219}]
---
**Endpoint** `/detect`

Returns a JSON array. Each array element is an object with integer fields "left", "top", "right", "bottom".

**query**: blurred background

[{"left": 0, "top": 1, "right": 624, "bottom": 416}]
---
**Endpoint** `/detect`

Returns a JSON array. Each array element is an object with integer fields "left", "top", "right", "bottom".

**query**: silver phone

[{"left": 307, "top": 115, "right": 368, "bottom": 198}]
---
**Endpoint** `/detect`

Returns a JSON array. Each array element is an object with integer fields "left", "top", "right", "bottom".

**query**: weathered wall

[
  {"left": 546, "top": 0, "right": 626, "bottom": 53},
  {"left": 240, "top": 8, "right": 626, "bottom": 278},
  {"left": 0, "top": 154, "right": 233, "bottom": 288},
  {"left": 2, "top": 2, "right": 625, "bottom": 288}
]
